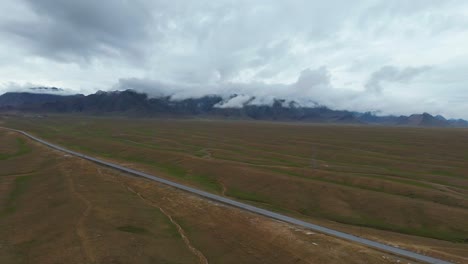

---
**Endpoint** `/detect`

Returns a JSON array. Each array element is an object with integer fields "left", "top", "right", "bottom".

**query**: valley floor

[
  {"left": 1, "top": 115, "right": 468, "bottom": 263},
  {"left": 0, "top": 129, "right": 419, "bottom": 264}
]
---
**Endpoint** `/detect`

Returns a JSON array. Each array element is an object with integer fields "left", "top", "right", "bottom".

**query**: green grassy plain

[
  {"left": 0, "top": 122, "right": 421, "bottom": 264},
  {"left": 3, "top": 115, "right": 468, "bottom": 259},
  {"left": 4, "top": 116, "right": 468, "bottom": 241}
]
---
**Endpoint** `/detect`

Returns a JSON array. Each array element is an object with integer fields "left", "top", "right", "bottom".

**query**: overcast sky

[{"left": 1, "top": 0, "right": 468, "bottom": 118}]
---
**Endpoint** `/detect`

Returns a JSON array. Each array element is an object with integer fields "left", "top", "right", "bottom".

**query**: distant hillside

[
  {"left": 1, "top": 89, "right": 467, "bottom": 127},
  {"left": 0, "top": 92, "right": 77, "bottom": 107},
  {"left": 397, "top": 113, "right": 449, "bottom": 127}
]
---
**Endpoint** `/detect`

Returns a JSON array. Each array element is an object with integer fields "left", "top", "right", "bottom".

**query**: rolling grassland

[
  {"left": 2, "top": 115, "right": 468, "bottom": 262},
  {"left": 0, "top": 125, "right": 423, "bottom": 264}
]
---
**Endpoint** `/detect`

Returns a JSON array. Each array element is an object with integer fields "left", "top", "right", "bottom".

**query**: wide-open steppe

[
  {"left": 2, "top": 115, "right": 468, "bottom": 263},
  {"left": 0, "top": 121, "right": 418, "bottom": 264}
]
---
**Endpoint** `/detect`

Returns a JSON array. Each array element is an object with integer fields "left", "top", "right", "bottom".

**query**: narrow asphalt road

[{"left": 3, "top": 127, "right": 453, "bottom": 264}]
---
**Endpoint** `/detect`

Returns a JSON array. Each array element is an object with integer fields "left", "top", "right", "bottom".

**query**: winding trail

[
  {"left": 64, "top": 161, "right": 96, "bottom": 264},
  {"left": 125, "top": 185, "right": 208, "bottom": 264},
  {"left": 1, "top": 127, "right": 453, "bottom": 264}
]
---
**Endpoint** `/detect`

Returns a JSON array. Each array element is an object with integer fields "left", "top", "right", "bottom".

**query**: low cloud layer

[
  {"left": 116, "top": 65, "right": 439, "bottom": 116},
  {"left": 1, "top": 0, "right": 468, "bottom": 118}
]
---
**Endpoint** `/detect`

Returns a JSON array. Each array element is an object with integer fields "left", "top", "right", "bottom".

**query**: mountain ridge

[{"left": 1, "top": 89, "right": 467, "bottom": 127}]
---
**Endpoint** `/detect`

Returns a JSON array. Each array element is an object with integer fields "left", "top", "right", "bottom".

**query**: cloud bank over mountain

[{"left": 1, "top": 0, "right": 468, "bottom": 118}]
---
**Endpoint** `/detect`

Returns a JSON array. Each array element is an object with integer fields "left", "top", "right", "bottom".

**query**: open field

[
  {"left": 2, "top": 115, "right": 468, "bottom": 263},
  {"left": 0, "top": 124, "right": 423, "bottom": 264}
]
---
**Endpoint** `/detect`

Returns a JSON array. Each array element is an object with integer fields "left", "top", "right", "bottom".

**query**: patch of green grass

[
  {"left": 155, "top": 163, "right": 187, "bottom": 178},
  {"left": 383, "top": 176, "right": 434, "bottom": 189},
  {"left": 116, "top": 137, "right": 164, "bottom": 150},
  {"left": 66, "top": 142, "right": 116, "bottom": 159},
  {"left": 187, "top": 174, "right": 222, "bottom": 193},
  {"left": 16, "top": 138, "right": 31, "bottom": 155},
  {"left": 266, "top": 155, "right": 303, "bottom": 167},
  {"left": 148, "top": 209, "right": 182, "bottom": 238},
  {"left": 156, "top": 163, "right": 222, "bottom": 192},
  {"left": 3, "top": 175, "right": 32, "bottom": 216},
  {"left": 227, "top": 188, "right": 269, "bottom": 203},
  {"left": 13, "top": 239, "right": 37, "bottom": 261},
  {"left": 335, "top": 170, "right": 437, "bottom": 190},
  {"left": 431, "top": 169, "right": 458, "bottom": 178},
  {"left": 298, "top": 207, "right": 311, "bottom": 216},
  {"left": 218, "top": 157, "right": 258, "bottom": 165},
  {"left": 193, "top": 151, "right": 205, "bottom": 158},
  {"left": 266, "top": 167, "right": 468, "bottom": 208},
  {"left": 299, "top": 203, "right": 466, "bottom": 242},
  {"left": 171, "top": 216, "right": 191, "bottom": 233},
  {"left": 116, "top": 225, "right": 148, "bottom": 234},
  {"left": 329, "top": 214, "right": 467, "bottom": 243},
  {"left": 48, "top": 200, "right": 64, "bottom": 208},
  {"left": 0, "top": 138, "right": 31, "bottom": 160}
]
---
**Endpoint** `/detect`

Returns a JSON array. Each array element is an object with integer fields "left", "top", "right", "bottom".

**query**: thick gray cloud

[
  {"left": 1, "top": 0, "right": 468, "bottom": 118},
  {"left": 1, "top": 0, "right": 152, "bottom": 62},
  {"left": 365, "top": 65, "right": 432, "bottom": 93}
]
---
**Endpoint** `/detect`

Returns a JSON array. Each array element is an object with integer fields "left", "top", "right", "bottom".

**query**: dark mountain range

[
  {"left": 397, "top": 113, "right": 450, "bottom": 127},
  {"left": 1, "top": 89, "right": 467, "bottom": 127},
  {"left": 0, "top": 92, "right": 78, "bottom": 108}
]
